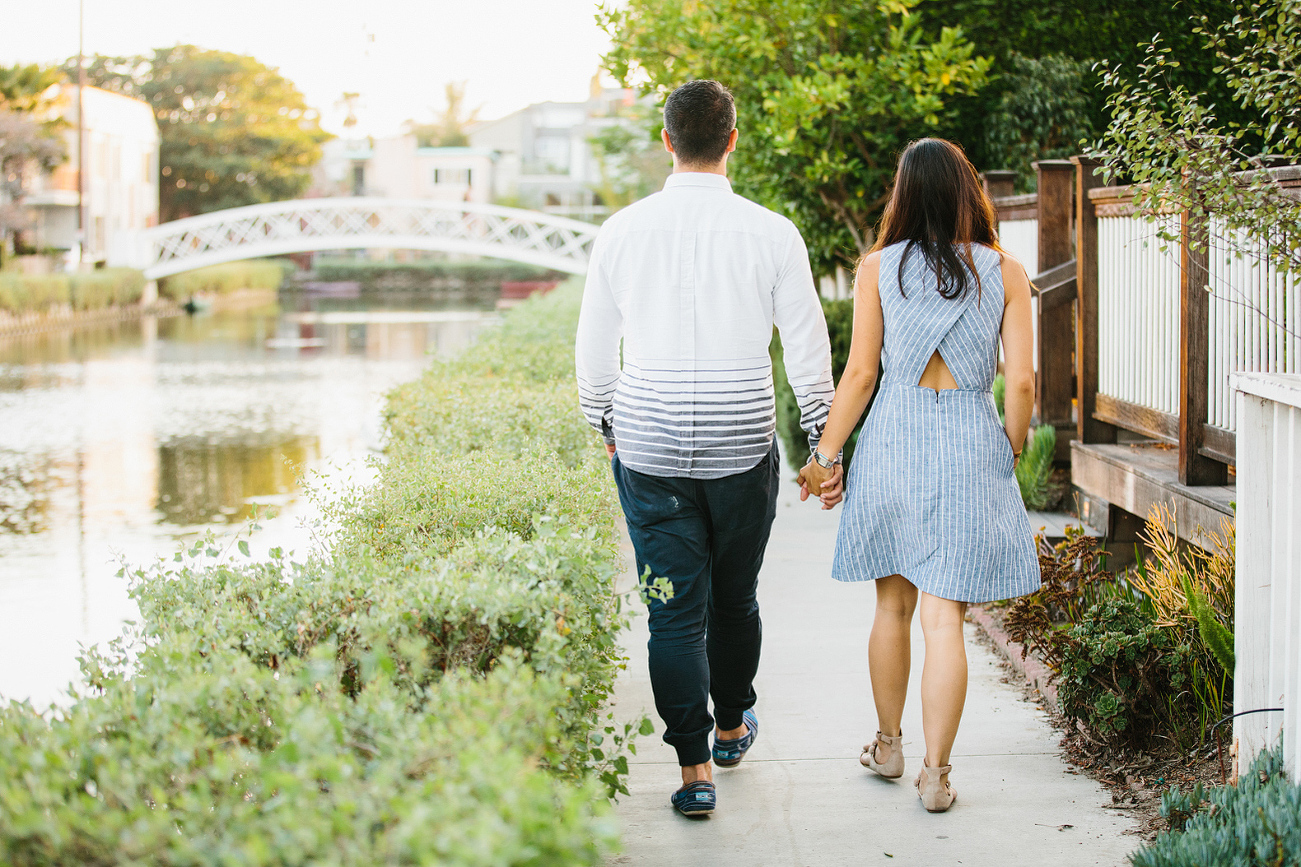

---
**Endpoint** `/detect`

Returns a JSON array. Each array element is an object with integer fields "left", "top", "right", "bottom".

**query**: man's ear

[
  {"left": 726, "top": 128, "right": 738, "bottom": 154},
  {"left": 661, "top": 128, "right": 674, "bottom": 154}
]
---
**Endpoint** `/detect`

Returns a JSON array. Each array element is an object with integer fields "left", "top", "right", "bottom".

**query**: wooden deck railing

[{"left": 1073, "top": 159, "right": 1301, "bottom": 484}]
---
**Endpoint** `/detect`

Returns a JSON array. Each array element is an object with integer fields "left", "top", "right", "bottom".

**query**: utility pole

[{"left": 76, "top": 0, "right": 86, "bottom": 267}]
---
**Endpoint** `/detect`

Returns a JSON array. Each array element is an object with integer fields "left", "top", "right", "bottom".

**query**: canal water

[{"left": 0, "top": 292, "right": 498, "bottom": 706}]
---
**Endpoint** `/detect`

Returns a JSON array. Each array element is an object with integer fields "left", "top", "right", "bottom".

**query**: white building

[
  {"left": 24, "top": 85, "right": 160, "bottom": 266},
  {"left": 307, "top": 83, "right": 646, "bottom": 223},
  {"left": 309, "top": 136, "right": 495, "bottom": 204},
  {"left": 469, "top": 85, "right": 640, "bottom": 220}
]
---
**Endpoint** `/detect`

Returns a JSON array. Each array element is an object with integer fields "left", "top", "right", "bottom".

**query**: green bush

[
  {"left": 314, "top": 258, "right": 563, "bottom": 288},
  {"left": 772, "top": 298, "right": 864, "bottom": 471},
  {"left": 159, "top": 259, "right": 295, "bottom": 299},
  {"left": 0, "top": 273, "right": 69, "bottom": 313},
  {"left": 1133, "top": 747, "right": 1300, "bottom": 867},
  {"left": 0, "top": 268, "right": 146, "bottom": 315},
  {"left": 68, "top": 268, "right": 147, "bottom": 311},
  {"left": 0, "top": 278, "right": 635, "bottom": 865},
  {"left": 1054, "top": 598, "right": 1195, "bottom": 742}
]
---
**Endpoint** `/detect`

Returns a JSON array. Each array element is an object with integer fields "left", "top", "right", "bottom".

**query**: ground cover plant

[
  {"left": 0, "top": 279, "right": 642, "bottom": 865},
  {"left": 1132, "top": 746, "right": 1300, "bottom": 867}
]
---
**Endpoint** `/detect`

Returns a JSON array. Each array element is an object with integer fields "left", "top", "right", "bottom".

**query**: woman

[{"left": 798, "top": 138, "right": 1041, "bottom": 813}]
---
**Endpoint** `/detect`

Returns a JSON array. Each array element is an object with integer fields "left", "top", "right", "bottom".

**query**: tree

[
  {"left": 599, "top": 0, "right": 989, "bottom": 274},
  {"left": 1094, "top": 0, "right": 1301, "bottom": 280},
  {"left": 405, "top": 82, "right": 481, "bottom": 148},
  {"left": 69, "top": 46, "right": 331, "bottom": 221},
  {"left": 0, "top": 110, "right": 65, "bottom": 264},
  {"left": 587, "top": 101, "right": 672, "bottom": 213},
  {"left": 914, "top": 0, "right": 1249, "bottom": 188},
  {"left": 0, "top": 63, "right": 66, "bottom": 115},
  {"left": 981, "top": 53, "right": 1094, "bottom": 190}
]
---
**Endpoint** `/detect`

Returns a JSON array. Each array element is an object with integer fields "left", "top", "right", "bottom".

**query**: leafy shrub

[
  {"left": 1016, "top": 423, "right": 1057, "bottom": 510},
  {"left": 383, "top": 376, "right": 599, "bottom": 467},
  {"left": 1007, "top": 527, "right": 1216, "bottom": 747},
  {"left": 993, "top": 373, "right": 1059, "bottom": 510},
  {"left": 1053, "top": 598, "right": 1195, "bottom": 742},
  {"left": 68, "top": 268, "right": 147, "bottom": 310},
  {"left": 159, "top": 259, "right": 295, "bottom": 299},
  {"left": 337, "top": 447, "right": 618, "bottom": 559},
  {"left": 1133, "top": 746, "right": 1300, "bottom": 867},
  {"left": 0, "top": 268, "right": 146, "bottom": 314},
  {"left": 0, "top": 273, "right": 68, "bottom": 313},
  {"left": 0, "top": 277, "right": 635, "bottom": 865}
]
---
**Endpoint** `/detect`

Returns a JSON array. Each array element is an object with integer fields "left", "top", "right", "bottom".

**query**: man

[{"left": 575, "top": 80, "right": 837, "bottom": 816}]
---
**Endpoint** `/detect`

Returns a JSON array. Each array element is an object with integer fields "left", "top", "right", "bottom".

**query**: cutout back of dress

[{"left": 878, "top": 241, "right": 1004, "bottom": 395}]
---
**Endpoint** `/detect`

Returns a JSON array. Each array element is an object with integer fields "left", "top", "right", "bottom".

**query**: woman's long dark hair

[{"left": 870, "top": 138, "right": 1000, "bottom": 300}]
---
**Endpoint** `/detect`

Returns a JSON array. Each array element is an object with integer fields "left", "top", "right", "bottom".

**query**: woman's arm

[
  {"left": 798, "top": 252, "right": 885, "bottom": 500},
  {"left": 999, "top": 253, "right": 1036, "bottom": 459}
]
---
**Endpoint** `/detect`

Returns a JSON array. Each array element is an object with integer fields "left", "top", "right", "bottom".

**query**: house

[
  {"left": 468, "top": 84, "right": 641, "bottom": 221},
  {"left": 309, "top": 136, "right": 494, "bottom": 204},
  {"left": 23, "top": 85, "right": 159, "bottom": 266}
]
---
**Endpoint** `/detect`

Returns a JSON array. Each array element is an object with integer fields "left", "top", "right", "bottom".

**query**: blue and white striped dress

[{"left": 830, "top": 241, "right": 1041, "bottom": 603}]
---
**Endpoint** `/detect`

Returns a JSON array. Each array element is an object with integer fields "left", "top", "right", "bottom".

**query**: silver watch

[{"left": 811, "top": 450, "right": 835, "bottom": 469}]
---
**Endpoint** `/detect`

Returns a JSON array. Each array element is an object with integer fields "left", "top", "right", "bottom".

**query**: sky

[{"left": 0, "top": 0, "right": 616, "bottom": 136}]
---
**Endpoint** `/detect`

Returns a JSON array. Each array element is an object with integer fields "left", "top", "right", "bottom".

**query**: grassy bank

[{"left": 0, "top": 279, "right": 638, "bottom": 865}]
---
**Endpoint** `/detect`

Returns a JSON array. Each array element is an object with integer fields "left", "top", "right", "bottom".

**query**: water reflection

[
  {"left": 156, "top": 436, "right": 317, "bottom": 526},
  {"left": 0, "top": 293, "right": 495, "bottom": 705}
]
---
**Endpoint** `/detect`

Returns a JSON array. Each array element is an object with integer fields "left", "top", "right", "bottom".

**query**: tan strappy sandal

[
  {"left": 860, "top": 730, "right": 904, "bottom": 778},
  {"left": 915, "top": 760, "right": 957, "bottom": 812}
]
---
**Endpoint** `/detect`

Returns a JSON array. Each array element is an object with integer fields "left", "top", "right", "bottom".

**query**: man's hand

[
  {"left": 606, "top": 443, "right": 617, "bottom": 459},
  {"left": 798, "top": 460, "right": 843, "bottom": 510}
]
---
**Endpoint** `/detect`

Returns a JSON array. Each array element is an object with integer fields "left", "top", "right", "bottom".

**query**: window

[{"left": 432, "top": 168, "right": 471, "bottom": 185}]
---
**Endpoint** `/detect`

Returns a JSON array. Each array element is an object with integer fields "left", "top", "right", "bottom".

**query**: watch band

[{"left": 812, "top": 450, "right": 835, "bottom": 469}]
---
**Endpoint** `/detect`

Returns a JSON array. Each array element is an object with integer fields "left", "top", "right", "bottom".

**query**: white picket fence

[
  {"left": 998, "top": 217, "right": 1038, "bottom": 280},
  {"left": 1209, "top": 225, "right": 1301, "bottom": 431},
  {"left": 1096, "top": 214, "right": 1183, "bottom": 418},
  {"left": 1233, "top": 372, "right": 1301, "bottom": 776}
]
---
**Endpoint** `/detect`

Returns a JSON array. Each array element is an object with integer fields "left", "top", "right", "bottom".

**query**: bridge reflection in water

[{"left": 0, "top": 295, "right": 497, "bottom": 706}]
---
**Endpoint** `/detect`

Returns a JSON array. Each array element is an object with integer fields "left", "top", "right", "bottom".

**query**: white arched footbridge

[{"left": 132, "top": 197, "right": 600, "bottom": 280}]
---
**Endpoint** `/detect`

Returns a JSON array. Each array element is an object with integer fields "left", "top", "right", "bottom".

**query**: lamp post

[{"left": 76, "top": 0, "right": 86, "bottom": 267}]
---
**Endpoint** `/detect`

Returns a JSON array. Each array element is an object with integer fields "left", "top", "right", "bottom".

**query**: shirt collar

[{"left": 663, "top": 172, "right": 733, "bottom": 192}]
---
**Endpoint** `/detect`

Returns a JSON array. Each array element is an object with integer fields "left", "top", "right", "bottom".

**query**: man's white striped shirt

[{"left": 575, "top": 172, "right": 834, "bottom": 479}]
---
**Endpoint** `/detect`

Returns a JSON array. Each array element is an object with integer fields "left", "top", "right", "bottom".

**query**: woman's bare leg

[
  {"left": 868, "top": 574, "right": 918, "bottom": 763},
  {"left": 918, "top": 592, "right": 969, "bottom": 775}
]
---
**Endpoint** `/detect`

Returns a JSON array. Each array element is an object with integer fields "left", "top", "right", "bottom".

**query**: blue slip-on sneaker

[
  {"left": 712, "top": 709, "right": 759, "bottom": 768},
  {"left": 670, "top": 780, "right": 716, "bottom": 816}
]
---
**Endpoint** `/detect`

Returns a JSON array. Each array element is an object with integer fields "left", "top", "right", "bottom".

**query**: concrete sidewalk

[{"left": 609, "top": 476, "right": 1137, "bottom": 867}]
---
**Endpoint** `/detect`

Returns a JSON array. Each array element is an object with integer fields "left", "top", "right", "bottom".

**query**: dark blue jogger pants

[{"left": 611, "top": 443, "right": 780, "bottom": 767}]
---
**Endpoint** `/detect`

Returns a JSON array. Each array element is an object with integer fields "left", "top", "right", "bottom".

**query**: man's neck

[{"left": 673, "top": 161, "right": 728, "bottom": 177}]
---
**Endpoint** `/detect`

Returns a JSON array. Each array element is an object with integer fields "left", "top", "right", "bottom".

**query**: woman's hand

[{"left": 798, "top": 460, "right": 844, "bottom": 510}]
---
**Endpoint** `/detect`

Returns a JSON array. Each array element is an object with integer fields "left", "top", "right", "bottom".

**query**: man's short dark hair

[{"left": 663, "top": 80, "right": 736, "bottom": 166}]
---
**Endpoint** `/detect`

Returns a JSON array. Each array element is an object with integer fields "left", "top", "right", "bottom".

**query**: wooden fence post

[
  {"left": 1034, "top": 159, "right": 1076, "bottom": 435},
  {"left": 1179, "top": 205, "right": 1229, "bottom": 485},
  {"left": 982, "top": 170, "right": 1016, "bottom": 203},
  {"left": 1072, "top": 156, "right": 1115, "bottom": 445}
]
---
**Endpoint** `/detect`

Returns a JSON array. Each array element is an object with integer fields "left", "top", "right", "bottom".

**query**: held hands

[{"left": 797, "top": 458, "right": 844, "bottom": 510}]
